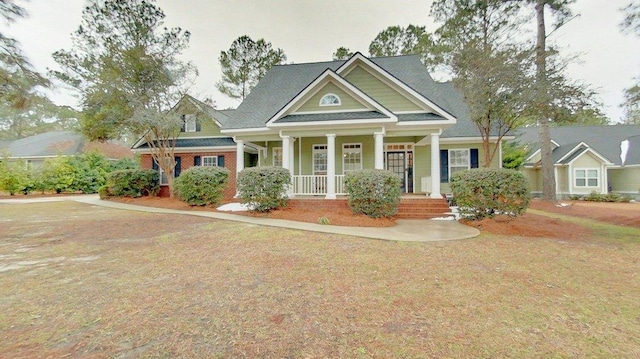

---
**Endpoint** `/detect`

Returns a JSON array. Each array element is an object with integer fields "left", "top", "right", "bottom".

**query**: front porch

[{"left": 287, "top": 195, "right": 451, "bottom": 219}]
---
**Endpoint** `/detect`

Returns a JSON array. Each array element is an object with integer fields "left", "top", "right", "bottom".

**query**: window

[
  {"left": 342, "top": 143, "right": 362, "bottom": 173},
  {"left": 575, "top": 169, "right": 598, "bottom": 187},
  {"left": 449, "top": 149, "right": 470, "bottom": 179},
  {"left": 313, "top": 144, "right": 328, "bottom": 174},
  {"left": 159, "top": 166, "right": 171, "bottom": 185},
  {"left": 202, "top": 156, "right": 218, "bottom": 167},
  {"left": 183, "top": 114, "right": 196, "bottom": 132},
  {"left": 272, "top": 147, "right": 283, "bottom": 167},
  {"left": 319, "top": 93, "right": 341, "bottom": 106}
]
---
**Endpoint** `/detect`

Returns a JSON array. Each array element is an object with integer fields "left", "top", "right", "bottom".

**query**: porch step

[{"left": 287, "top": 197, "right": 451, "bottom": 219}]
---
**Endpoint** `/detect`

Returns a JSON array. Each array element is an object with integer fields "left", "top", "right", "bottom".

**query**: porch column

[
  {"left": 282, "top": 135, "right": 293, "bottom": 197},
  {"left": 430, "top": 133, "right": 441, "bottom": 198},
  {"left": 374, "top": 131, "right": 384, "bottom": 170},
  {"left": 235, "top": 139, "right": 244, "bottom": 198},
  {"left": 326, "top": 134, "right": 336, "bottom": 199}
]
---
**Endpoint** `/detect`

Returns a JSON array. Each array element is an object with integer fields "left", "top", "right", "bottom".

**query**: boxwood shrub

[
  {"left": 344, "top": 169, "right": 401, "bottom": 218},
  {"left": 105, "top": 169, "right": 159, "bottom": 198},
  {"left": 173, "top": 166, "right": 230, "bottom": 206},
  {"left": 450, "top": 168, "right": 530, "bottom": 220},
  {"left": 237, "top": 166, "right": 291, "bottom": 212}
]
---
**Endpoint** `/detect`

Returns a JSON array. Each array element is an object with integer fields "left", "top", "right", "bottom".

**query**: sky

[{"left": 3, "top": 0, "right": 638, "bottom": 122}]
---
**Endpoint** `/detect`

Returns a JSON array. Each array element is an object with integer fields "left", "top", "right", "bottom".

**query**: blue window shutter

[
  {"left": 440, "top": 150, "right": 449, "bottom": 183},
  {"left": 196, "top": 121, "right": 201, "bottom": 132},
  {"left": 180, "top": 114, "right": 186, "bottom": 132},
  {"left": 470, "top": 149, "right": 479, "bottom": 168},
  {"left": 217, "top": 155, "right": 225, "bottom": 167},
  {"left": 152, "top": 159, "right": 158, "bottom": 171},
  {"left": 194, "top": 156, "right": 201, "bottom": 166},
  {"left": 174, "top": 157, "right": 181, "bottom": 177}
]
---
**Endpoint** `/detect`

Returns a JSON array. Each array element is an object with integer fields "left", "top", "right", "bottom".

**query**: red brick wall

[{"left": 141, "top": 151, "right": 237, "bottom": 201}]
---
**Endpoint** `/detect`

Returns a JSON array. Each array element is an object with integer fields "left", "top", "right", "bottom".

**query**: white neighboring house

[{"left": 515, "top": 125, "right": 640, "bottom": 199}]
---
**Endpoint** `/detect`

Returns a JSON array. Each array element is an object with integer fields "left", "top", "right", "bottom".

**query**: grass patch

[{"left": 1, "top": 202, "right": 639, "bottom": 358}]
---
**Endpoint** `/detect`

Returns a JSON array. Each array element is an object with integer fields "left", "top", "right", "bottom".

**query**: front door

[{"left": 386, "top": 151, "right": 413, "bottom": 193}]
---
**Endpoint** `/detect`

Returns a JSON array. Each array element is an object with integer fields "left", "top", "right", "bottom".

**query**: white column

[
  {"left": 236, "top": 140, "right": 244, "bottom": 174},
  {"left": 326, "top": 134, "right": 336, "bottom": 199},
  {"left": 430, "top": 133, "right": 441, "bottom": 198},
  {"left": 281, "top": 135, "right": 293, "bottom": 197},
  {"left": 289, "top": 137, "right": 296, "bottom": 175},
  {"left": 374, "top": 132, "right": 384, "bottom": 170}
]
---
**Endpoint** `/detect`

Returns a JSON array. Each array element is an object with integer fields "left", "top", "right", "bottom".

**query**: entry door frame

[{"left": 384, "top": 143, "right": 415, "bottom": 194}]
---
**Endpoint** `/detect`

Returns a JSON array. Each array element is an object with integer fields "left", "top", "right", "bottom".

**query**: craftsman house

[
  {"left": 515, "top": 125, "right": 640, "bottom": 199},
  {"left": 134, "top": 53, "right": 506, "bottom": 215}
]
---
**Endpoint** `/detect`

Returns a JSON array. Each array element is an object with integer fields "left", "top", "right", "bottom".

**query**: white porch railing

[{"left": 292, "top": 175, "right": 346, "bottom": 196}]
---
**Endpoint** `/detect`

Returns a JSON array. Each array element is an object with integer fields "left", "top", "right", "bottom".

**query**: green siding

[
  {"left": 345, "top": 66, "right": 426, "bottom": 112},
  {"left": 296, "top": 82, "right": 367, "bottom": 112},
  {"left": 609, "top": 167, "right": 640, "bottom": 194},
  {"left": 173, "top": 99, "right": 224, "bottom": 138}
]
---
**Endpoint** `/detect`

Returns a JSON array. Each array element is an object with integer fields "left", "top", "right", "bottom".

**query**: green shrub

[
  {"left": 110, "top": 157, "right": 140, "bottom": 171},
  {"left": 344, "top": 169, "right": 401, "bottom": 218},
  {"left": 173, "top": 166, "right": 230, "bottom": 206},
  {"left": 106, "top": 169, "right": 159, "bottom": 197},
  {"left": 237, "top": 166, "right": 291, "bottom": 212},
  {"left": 0, "top": 160, "right": 30, "bottom": 195},
  {"left": 450, "top": 168, "right": 530, "bottom": 220},
  {"left": 39, "top": 157, "right": 75, "bottom": 193},
  {"left": 584, "top": 191, "right": 632, "bottom": 203}
]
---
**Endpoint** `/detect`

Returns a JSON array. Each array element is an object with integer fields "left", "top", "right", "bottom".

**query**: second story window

[
  {"left": 319, "top": 93, "right": 341, "bottom": 106},
  {"left": 182, "top": 114, "right": 197, "bottom": 132}
]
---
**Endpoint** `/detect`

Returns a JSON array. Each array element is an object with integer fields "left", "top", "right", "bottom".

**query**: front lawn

[{"left": 1, "top": 201, "right": 639, "bottom": 358}]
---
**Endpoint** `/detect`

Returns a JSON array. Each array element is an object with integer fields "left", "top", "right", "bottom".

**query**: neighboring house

[
  {"left": 136, "top": 53, "right": 505, "bottom": 201},
  {"left": 515, "top": 125, "right": 640, "bottom": 198},
  {"left": 0, "top": 130, "right": 133, "bottom": 168}
]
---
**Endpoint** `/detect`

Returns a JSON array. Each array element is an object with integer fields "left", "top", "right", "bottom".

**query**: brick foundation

[{"left": 287, "top": 197, "right": 450, "bottom": 219}]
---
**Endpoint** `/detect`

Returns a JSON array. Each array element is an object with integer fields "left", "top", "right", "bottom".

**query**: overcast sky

[{"left": 3, "top": 0, "right": 638, "bottom": 122}]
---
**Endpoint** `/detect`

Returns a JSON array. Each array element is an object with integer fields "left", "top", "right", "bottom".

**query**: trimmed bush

[
  {"left": 106, "top": 169, "right": 159, "bottom": 197},
  {"left": 237, "top": 166, "right": 291, "bottom": 212},
  {"left": 344, "top": 169, "right": 401, "bottom": 218},
  {"left": 173, "top": 166, "right": 230, "bottom": 206},
  {"left": 450, "top": 168, "right": 530, "bottom": 220},
  {"left": 0, "top": 160, "right": 30, "bottom": 195},
  {"left": 583, "top": 191, "right": 631, "bottom": 203}
]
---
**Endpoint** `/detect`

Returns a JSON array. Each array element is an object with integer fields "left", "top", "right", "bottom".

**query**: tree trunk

[{"left": 536, "top": 0, "right": 556, "bottom": 202}]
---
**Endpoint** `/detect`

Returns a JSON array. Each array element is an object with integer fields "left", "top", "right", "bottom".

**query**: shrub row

[
  {"left": 102, "top": 169, "right": 159, "bottom": 198},
  {"left": 570, "top": 191, "right": 632, "bottom": 203},
  {"left": 450, "top": 168, "right": 530, "bottom": 220}
]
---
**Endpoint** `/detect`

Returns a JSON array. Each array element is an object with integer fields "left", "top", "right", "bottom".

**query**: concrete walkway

[{"left": 0, "top": 194, "right": 480, "bottom": 242}]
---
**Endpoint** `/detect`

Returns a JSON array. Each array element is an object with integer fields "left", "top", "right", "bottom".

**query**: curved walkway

[{"left": 0, "top": 195, "right": 480, "bottom": 242}]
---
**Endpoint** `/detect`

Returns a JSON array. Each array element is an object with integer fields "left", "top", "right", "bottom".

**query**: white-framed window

[
  {"left": 342, "top": 143, "right": 362, "bottom": 173},
  {"left": 272, "top": 147, "right": 283, "bottom": 167},
  {"left": 184, "top": 114, "right": 196, "bottom": 132},
  {"left": 575, "top": 168, "right": 599, "bottom": 187},
  {"left": 313, "top": 144, "right": 328, "bottom": 174},
  {"left": 202, "top": 156, "right": 218, "bottom": 167},
  {"left": 449, "top": 149, "right": 470, "bottom": 179},
  {"left": 319, "top": 93, "right": 341, "bottom": 106}
]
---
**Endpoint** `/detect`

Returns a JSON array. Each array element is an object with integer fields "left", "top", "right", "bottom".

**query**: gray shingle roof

[
  {"left": 225, "top": 54, "right": 481, "bottom": 138},
  {"left": 0, "top": 131, "right": 85, "bottom": 157},
  {"left": 275, "top": 111, "right": 387, "bottom": 123},
  {"left": 397, "top": 113, "right": 445, "bottom": 121},
  {"left": 135, "top": 137, "right": 236, "bottom": 149},
  {"left": 516, "top": 125, "right": 640, "bottom": 166}
]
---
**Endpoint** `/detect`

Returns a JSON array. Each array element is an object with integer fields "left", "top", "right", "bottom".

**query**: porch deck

[{"left": 287, "top": 195, "right": 451, "bottom": 219}]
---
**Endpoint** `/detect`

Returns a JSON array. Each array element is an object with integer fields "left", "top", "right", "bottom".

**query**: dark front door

[{"left": 386, "top": 151, "right": 414, "bottom": 193}]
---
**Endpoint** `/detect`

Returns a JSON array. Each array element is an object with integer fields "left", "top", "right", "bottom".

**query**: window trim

[
  {"left": 312, "top": 144, "right": 328, "bottom": 175},
  {"left": 319, "top": 93, "right": 341, "bottom": 107},
  {"left": 574, "top": 168, "right": 599, "bottom": 188},
  {"left": 342, "top": 143, "right": 362, "bottom": 174},
  {"left": 448, "top": 148, "right": 470, "bottom": 180},
  {"left": 201, "top": 156, "right": 218, "bottom": 167},
  {"left": 272, "top": 147, "right": 283, "bottom": 167}
]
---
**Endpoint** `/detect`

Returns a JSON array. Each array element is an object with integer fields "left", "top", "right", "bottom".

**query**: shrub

[
  {"left": 173, "top": 166, "right": 230, "bottom": 206},
  {"left": 344, "top": 169, "right": 401, "bottom": 218},
  {"left": 450, "top": 168, "right": 530, "bottom": 220},
  {"left": 237, "top": 166, "right": 291, "bottom": 212},
  {"left": 0, "top": 160, "right": 30, "bottom": 195},
  {"left": 584, "top": 191, "right": 631, "bottom": 203},
  {"left": 39, "top": 157, "right": 75, "bottom": 193},
  {"left": 106, "top": 169, "right": 159, "bottom": 197}
]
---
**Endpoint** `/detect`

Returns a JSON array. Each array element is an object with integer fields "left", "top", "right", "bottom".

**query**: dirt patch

[
  {"left": 461, "top": 213, "right": 592, "bottom": 240},
  {"left": 108, "top": 196, "right": 396, "bottom": 227},
  {"left": 529, "top": 199, "right": 640, "bottom": 229}
]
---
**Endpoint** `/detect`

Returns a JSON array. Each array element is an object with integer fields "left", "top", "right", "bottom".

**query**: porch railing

[{"left": 292, "top": 175, "right": 346, "bottom": 196}]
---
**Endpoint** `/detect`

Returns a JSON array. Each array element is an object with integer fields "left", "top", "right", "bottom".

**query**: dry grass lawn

[{"left": 1, "top": 201, "right": 639, "bottom": 358}]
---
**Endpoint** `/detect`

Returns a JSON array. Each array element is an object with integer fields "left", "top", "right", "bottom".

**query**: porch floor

[{"left": 287, "top": 195, "right": 451, "bottom": 219}]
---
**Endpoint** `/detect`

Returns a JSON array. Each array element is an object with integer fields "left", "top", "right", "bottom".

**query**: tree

[
  {"left": 431, "top": 0, "right": 530, "bottom": 167},
  {"left": 216, "top": 35, "right": 286, "bottom": 101},
  {"left": 0, "top": 0, "right": 49, "bottom": 110},
  {"left": 620, "top": 1, "right": 640, "bottom": 117},
  {"left": 332, "top": 46, "right": 354, "bottom": 60},
  {"left": 368, "top": 25, "right": 435, "bottom": 65},
  {"left": 52, "top": 0, "right": 196, "bottom": 196}
]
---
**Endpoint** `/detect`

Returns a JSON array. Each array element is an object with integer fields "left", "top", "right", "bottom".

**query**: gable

[
  {"left": 172, "top": 96, "right": 224, "bottom": 137},
  {"left": 295, "top": 82, "right": 369, "bottom": 113},
  {"left": 344, "top": 66, "right": 425, "bottom": 112},
  {"left": 571, "top": 150, "right": 606, "bottom": 167}
]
